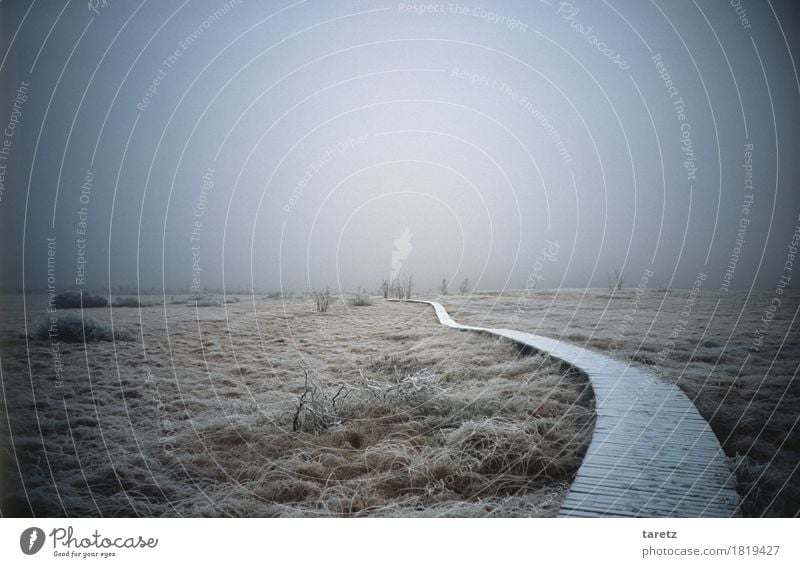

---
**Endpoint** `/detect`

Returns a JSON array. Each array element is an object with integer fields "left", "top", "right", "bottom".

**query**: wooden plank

[
  {"left": 560, "top": 492, "right": 727, "bottom": 515},
  {"left": 571, "top": 475, "right": 734, "bottom": 491},
  {"left": 565, "top": 482, "right": 738, "bottom": 504},
  {"left": 567, "top": 477, "right": 738, "bottom": 503},
  {"left": 579, "top": 457, "right": 734, "bottom": 474},
  {"left": 560, "top": 497, "right": 735, "bottom": 518}
]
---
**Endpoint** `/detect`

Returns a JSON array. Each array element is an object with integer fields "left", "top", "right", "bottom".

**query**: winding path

[{"left": 405, "top": 299, "right": 739, "bottom": 517}]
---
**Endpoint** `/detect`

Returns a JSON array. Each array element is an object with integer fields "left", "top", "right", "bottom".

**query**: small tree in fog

[
  {"left": 607, "top": 269, "right": 624, "bottom": 291},
  {"left": 391, "top": 273, "right": 413, "bottom": 299},
  {"left": 459, "top": 278, "right": 470, "bottom": 294},
  {"left": 392, "top": 279, "right": 402, "bottom": 299},
  {"left": 315, "top": 287, "right": 331, "bottom": 312},
  {"left": 439, "top": 277, "right": 448, "bottom": 295},
  {"left": 404, "top": 274, "right": 413, "bottom": 299}
]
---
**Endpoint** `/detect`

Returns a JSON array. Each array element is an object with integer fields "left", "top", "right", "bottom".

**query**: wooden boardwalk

[{"left": 404, "top": 300, "right": 739, "bottom": 517}]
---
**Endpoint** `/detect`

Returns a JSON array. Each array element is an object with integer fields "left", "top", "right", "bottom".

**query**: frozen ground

[
  {"left": 0, "top": 294, "right": 593, "bottom": 517},
  {"left": 434, "top": 288, "right": 800, "bottom": 517}
]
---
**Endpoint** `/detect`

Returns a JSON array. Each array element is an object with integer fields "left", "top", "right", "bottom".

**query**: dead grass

[{"left": 0, "top": 295, "right": 593, "bottom": 517}]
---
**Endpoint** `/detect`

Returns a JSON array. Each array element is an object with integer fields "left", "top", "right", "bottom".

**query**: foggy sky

[{"left": 1, "top": 0, "right": 798, "bottom": 294}]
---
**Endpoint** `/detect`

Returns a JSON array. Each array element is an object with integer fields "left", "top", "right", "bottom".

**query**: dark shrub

[
  {"left": 54, "top": 290, "right": 108, "bottom": 308},
  {"left": 32, "top": 313, "right": 131, "bottom": 342}
]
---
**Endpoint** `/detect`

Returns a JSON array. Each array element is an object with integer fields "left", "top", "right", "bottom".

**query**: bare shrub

[
  {"left": 54, "top": 290, "right": 107, "bottom": 308},
  {"left": 459, "top": 278, "right": 470, "bottom": 294},
  {"left": 291, "top": 368, "right": 445, "bottom": 434},
  {"left": 292, "top": 370, "right": 348, "bottom": 432},
  {"left": 439, "top": 278, "right": 448, "bottom": 295}
]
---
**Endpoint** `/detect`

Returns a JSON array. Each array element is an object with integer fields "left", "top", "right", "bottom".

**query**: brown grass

[{"left": 0, "top": 295, "right": 593, "bottom": 517}]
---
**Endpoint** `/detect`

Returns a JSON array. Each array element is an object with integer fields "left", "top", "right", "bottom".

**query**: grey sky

[{"left": 0, "top": 0, "right": 798, "bottom": 294}]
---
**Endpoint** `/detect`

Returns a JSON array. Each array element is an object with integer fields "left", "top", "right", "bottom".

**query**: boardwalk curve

[{"left": 404, "top": 299, "right": 739, "bottom": 517}]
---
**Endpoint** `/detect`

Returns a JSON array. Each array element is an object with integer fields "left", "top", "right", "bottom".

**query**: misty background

[{"left": 0, "top": 0, "right": 798, "bottom": 295}]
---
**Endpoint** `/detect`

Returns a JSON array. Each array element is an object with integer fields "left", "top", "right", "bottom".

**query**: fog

[{"left": 1, "top": 0, "right": 798, "bottom": 295}]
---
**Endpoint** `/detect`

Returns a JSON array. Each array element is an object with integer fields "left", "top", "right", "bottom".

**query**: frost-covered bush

[{"left": 32, "top": 313, "right": 131, "bottom": 342}]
